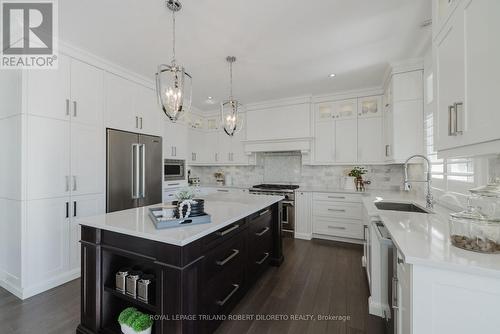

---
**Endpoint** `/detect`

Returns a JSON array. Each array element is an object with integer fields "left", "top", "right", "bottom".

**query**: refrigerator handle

[
  {"left": 131, "top": 144, "right": 140, "bottom": 199},
  {"left": 139, "top": 144, "right": 146, "bottom": 198}
]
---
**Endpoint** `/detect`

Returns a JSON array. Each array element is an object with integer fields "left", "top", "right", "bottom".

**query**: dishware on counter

[
  {"left": 115, "top": 267, "right": 131, "bottom": 293},
  {"left": 449, "top": 179, "right": 500, "bottom": 253},
  {"left": 137, "top": 274, "right": 155, "bottom": 303},
  {"left": 125, "top": 271, "right": 143, "bottom": 298}
]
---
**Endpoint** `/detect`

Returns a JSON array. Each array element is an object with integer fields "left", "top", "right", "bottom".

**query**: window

[{"left": 424, "top": 72, "right": 476, "bottom": 197}]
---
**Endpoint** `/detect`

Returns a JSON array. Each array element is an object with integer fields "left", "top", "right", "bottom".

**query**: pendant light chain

[
  {"left": 229, "top": 60, "right": 233, "bottom": 100},
  {"left": 171, "top": 9, "right": 176, "bottom": 64}
]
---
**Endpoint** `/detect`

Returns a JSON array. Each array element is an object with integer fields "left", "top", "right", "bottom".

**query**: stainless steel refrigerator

[{"left": 106, "top": 129, "right": 162, "bottom": 213}]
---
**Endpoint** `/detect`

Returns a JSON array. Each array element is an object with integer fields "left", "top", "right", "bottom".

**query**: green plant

[
  {"left": 118, "top": 307, "right": 137, "bottom": 325},
  {"left": 130, "top": 313, "right": 154, "bottom": 332},
  {"left": 175, "top": 187, "right": 195, "bottom": 201},
  {"left": 348, "top": 166, "right": 368, "bottom": 178},
  {"left": 125, "top": 311, "right": 142, "bottom": 327}
]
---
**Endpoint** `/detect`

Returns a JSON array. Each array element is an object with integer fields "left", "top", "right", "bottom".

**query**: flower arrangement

[
  {"left": 348, "top": 166, "right": 368, "bottom": 179},
  {"left": 175, "top": 187, "right": 196, "bottom": 201},
  {"left": 118, "top": 307, "right": 153, "bottom": 334}
]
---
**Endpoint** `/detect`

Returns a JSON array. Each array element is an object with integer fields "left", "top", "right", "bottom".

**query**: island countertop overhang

[{"left": 75, "top": 193, "right": 284, "bottom": 246}]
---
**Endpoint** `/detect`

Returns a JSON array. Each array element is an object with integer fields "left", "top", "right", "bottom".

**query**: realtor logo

[{"left": 1, "top": 0, "right": 58, "bottom": 69}]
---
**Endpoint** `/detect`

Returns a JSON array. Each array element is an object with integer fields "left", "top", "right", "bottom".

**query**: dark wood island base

[{"left": 77, "top": 202, "right": 282, "bottom": 334}]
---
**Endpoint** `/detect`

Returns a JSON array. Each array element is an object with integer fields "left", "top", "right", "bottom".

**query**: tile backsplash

[{"left": 189, "top": 152, "right": 424, "bottom": 193}]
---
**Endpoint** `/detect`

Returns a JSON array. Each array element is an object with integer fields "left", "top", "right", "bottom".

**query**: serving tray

[{"left": 148, "top": 207, "right": 211, "bottom": 229}]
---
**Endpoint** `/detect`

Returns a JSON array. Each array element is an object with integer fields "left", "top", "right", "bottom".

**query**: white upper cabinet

[
  {"left": 136, "top": 85, "right": 163, "bottom": 136},
  {"left": 164, "top": 120, "right": 188, "bottom": 160},
  {"left": 105, "top": 73, "right": 137, "bottom": 132},
  {"left": 383, "top": 70, "right": 424, "bottom": 162},
  {"left": 335, "top": 99, "right": 358, "bottom": 119},
  {"left": 434, "top": 0, "right": 500, "bottom": 155},
  {"left": 357, "top": 96, "right": 382, "bottom": 118},
  {"left": 358, "top": 117, "right": 383, "bottom": 163},
  {"left": 27, "top": 55, "right": 71, "bottom": 120},
  {"left": 105, "top": 73, "right": 162, "bottom": 136},
  {"left": 314, "top": 121, "right": 335, "bottom": 163},
  {"left": 335, "top": 118, "right": 358, "bottom": 163},
  {"left": 70, "top": 59, "right": 104, "bottom": 127}
]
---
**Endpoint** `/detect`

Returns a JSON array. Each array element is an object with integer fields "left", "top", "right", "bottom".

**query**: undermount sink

[{"left": 374, "top": 201, "right": 431, "bottom": 214}]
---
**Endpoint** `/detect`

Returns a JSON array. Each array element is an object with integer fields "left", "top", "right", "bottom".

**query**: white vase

[
  {"left": 343, "top": 176, "right": 356, "bottom": 190},
  {"left": 121, "top": 324, "right": 152, "bottom": 334},
  {"left": 135, "top": 327, "right": 152, "bottom": 334}
]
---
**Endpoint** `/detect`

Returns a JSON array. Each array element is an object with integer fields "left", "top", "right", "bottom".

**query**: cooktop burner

[{"left": 252, "top": 184, "right": 300, "bottom": 190}]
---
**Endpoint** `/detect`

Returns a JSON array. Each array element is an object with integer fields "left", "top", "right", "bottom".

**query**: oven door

[
  {"left": 281, "top": 201, "right": 295, "bottom": 234},
  {"left": 164, "top": 160, "right": 185, "bottom": 181}
]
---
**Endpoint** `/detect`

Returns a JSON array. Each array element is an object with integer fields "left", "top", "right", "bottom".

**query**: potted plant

[
  {"left": 348, "top": 166, "right": 368, "bottom": 191},
  {"left": 118, "top": 308, "right": 153, "bottom": 334}
]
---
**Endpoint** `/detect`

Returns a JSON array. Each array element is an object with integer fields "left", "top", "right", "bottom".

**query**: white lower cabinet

[
  {"left": 396, "top": 254, "right": 412, "bottom": 334},
  {"left": 309, "top": 192, "right": 364, "bottom": 241}
]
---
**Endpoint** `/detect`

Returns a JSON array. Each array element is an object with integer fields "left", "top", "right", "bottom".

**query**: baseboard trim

[
  {"left": 0, "top": 276, "right": 23, "bottom": 299},
  {"left": 312, "top": 233, "right": 364, "bottom": 245},
  {"left": 20, "top": 269, "right": 81, "bottom": 300},
  {"left": 294, "top": 232, "right": 312, "bottom": 240}
]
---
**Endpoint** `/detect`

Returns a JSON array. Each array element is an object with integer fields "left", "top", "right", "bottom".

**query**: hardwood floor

[
  {"left": 0, "top": 238, "right": 385, "bottom": 334},
  {"left": 216, "top": 238, "right": 386, "bottom": 334}
]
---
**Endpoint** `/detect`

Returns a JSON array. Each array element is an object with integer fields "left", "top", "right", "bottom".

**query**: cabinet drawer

[
  {"left": 313, "top": 192, "right": 362, "bottom": 203},
  {"left": 202, "top": 268, "right": 244, "bottom": 321},
  {"left": 204, "top": 231, "right": 246, "bottom": 284},
  {"left": 313, "top": 217, "right": 364, "bottom": 239},
  {"left": 203, "top": 219, "right": 247, "bottom": 251},
  {"left": 313, "top": 201, "right": 362, "bottom": 220}
]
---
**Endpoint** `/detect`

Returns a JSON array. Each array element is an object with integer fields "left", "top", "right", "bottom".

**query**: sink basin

[{"left": 374, "top": 201, "right": 430, "bottom": 214}]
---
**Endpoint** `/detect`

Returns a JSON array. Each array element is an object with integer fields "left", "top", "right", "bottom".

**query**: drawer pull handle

[
  {"left": 328, "top": 196, "right": 346, "bottom": 199},
  {"left": 216, "top": 249, "right": 240, "bottom": 266},
  {"left": 216, "top": 284, "right": 240, "bottom": 306},
  {"left": 217, "top": 189, "right": 229, "bottom": 192},
  {"left": 256, "top": 252, "right": 270, "bottom": 265},
  {"left": 255, "top": 226, "right": 270, "bottom": 236},
  {"left": 328, "top": 209, "right": 346, "bottom": 212},
  {"left": 259, "top": 209, "right": 270, "bottom": 216},
  {"left": 216, "top": 224, "right": 239, "bottom": 236},
  {"left": 167, "top": 183, "right": 180, "bottom": 186},
  {"left": 328, "top": 225, "right": 346, "bottom": 230}
]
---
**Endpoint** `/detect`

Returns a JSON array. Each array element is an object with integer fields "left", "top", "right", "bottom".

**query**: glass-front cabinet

[{"left": 357, "top": 96, "right": 382, "bottom": 118}]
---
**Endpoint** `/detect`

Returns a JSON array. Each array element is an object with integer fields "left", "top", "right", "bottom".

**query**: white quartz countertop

[
  {"left": 76, "top": 193, "right": 283, "bottom": 246},
  {"left": 297, "top": 186, "right": 369, "bottom": 194},
  {"left": 363, "top": 192, "right": 500, "bottom": 278}
]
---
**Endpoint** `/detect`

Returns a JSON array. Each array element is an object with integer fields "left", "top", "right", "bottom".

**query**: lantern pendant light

[
  {"left": 221, "top": 56, "right": 243, "bottom": 137},
  {"left": 155, "top": 0, "right": 192, "bottom": 122}
]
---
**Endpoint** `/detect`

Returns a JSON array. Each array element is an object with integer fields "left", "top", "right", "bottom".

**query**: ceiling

[{"left": 59, "top": 0, "right": 431, "bottom": 110}]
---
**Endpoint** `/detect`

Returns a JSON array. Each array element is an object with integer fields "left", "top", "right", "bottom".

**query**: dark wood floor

[
  {"left": 216, "top": 238, "right": 386, "bottom": 334},
  {"left": 0, "top": 238, "right": 385, "bottom": 334}
]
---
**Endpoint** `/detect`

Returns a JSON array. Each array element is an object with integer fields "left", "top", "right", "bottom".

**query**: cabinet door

[
  {"left": 335, "top": 119, "right": 357, "bottom": 163},
  {"left": 435, "top": 11, "right": 465, "bottom": 150},
  {"left": 136, "top": 85, "right": 163, "bottom": 136},
  {"left": 314, "top": 121, "right": 335, "bottom": 163},
  {"left": 27, "top": 54, "right": 71, "bottom": 120},
  {"left": 358, "top": 117, "right": 383, "bottom": 163},
  {"left": 188, "top": 128, "right": 200, "bottom": 163},
  {"left": 164, "top": 120, "right": 175, "bottom": 159},
  {"left": 173, "top": 123, "right": 188, "bottom": 160},
  {"left": 461, "top": 0, "right": 500, "bottom": 145},
  {"left": 69, "top": 194, "right": 105, "bottom": 270},
  {"left": 105, "top": 73, "right": 137, "bottom": 132},
  {"left": 383, "top": 105, "right": 394, "bottom": 161},
  {"left": 217, "top": 132, "right": 232, "bottom": 164},
  {"left": 27, "top": 116, "right": 70, "bottom": 200},
  {"left": 71, "top": 123, "right": 105, "bottom": 196},
  {"left": 205, "top": 131, "right": 220, "bottom": 164},
  {"left": 334, "top": 99, "right": 358, "bottom": 119},
  {"left": 396, "top": 257, "right": 412, "bottom": 334},
  {"left": 70, "top": 59, "right": 104, "bottom": 127},
  {"left": 295, "top": 191, "right": 312, "bottom": 239},
  {"left": 25, "top": 198, "right": 70, "bottom": 286},
  {"left": 357, "top": 96, "right": 382, "bottom": 118},
  {"left": 315, "top": 103, "right": 334, "bottom": 122},
  {"left": 230, "top": 128, "right": 249, "bottom": 165}
]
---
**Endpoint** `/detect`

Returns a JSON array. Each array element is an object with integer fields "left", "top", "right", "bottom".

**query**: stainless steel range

[{"left": 249, "top": 184, "right": 299, "bottom": 237}]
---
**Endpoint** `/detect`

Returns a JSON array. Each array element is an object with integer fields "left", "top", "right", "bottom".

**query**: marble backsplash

[
  {"left": 489, "top": 155, "right": 500, "bottom": 182},
  {"left": 189, "top": 152, "right": 425, "bottom": 193}
]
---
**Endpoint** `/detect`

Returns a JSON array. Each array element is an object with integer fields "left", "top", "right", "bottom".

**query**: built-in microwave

[{"left": 164, "top": 159, "right": 185, "bottom": 181}]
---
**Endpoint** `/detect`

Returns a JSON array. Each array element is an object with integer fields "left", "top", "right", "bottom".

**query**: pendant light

[
  {"left": 221, "top": 56, "right": 244, "bottom": 137},
  {"left": 155, "top": 0, "right": 192, "bottom": 122}
]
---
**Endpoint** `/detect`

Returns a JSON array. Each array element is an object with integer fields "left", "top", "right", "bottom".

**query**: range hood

[{"left": 243, "top": 137, "right": 313, "bottom": 159}]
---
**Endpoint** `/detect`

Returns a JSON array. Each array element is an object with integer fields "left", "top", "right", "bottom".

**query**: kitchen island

[{"left": 75, "top": 193, "right": 283, "bottom": 334}]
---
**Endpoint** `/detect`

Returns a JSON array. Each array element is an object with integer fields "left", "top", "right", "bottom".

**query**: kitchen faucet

[{"left": 403, "top": 154, "right": 434, "bottom": 210}]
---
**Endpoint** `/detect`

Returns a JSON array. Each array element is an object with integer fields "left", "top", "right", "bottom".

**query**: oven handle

[{"left": 282, "top": 201, "right": 294, "bottom": 206}]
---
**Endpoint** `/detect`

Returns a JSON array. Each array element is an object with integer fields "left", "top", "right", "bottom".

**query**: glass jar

[
  {"left": 468, "top": 179, "right": 500, "bottom": 220},
  {"left": 449, "top": 207, "right": 500, "bottom": 253}
]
